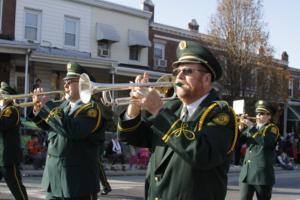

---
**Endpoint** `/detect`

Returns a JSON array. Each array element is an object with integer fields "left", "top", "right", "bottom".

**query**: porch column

[{"left": 23, "top": 49, "right": 31, "bottom": 117}]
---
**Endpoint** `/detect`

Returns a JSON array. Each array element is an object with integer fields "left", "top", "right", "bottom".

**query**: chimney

[
  {"left": 281, "top": 51, "right": 289, "bottom": 62},
  {"left": 142, "top": 0, "right": 154, "bottom": 22},
  {"left": 188, "top": 19, "right": 199, "bottom": 32}
]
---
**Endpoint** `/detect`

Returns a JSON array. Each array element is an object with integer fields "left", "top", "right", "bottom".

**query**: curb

[
  {"left": 21, "top": 166, "right": 299, "bottom": 177},
  {"left": 22, "top": 169, "right": 147, "bottom": 177}
]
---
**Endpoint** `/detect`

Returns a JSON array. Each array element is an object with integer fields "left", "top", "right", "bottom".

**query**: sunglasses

[
  {"left": 64, "top": 79, "right": 79, "bottom": 85},
  {"left": 256, "top": 112, "right": 269, "bottom": 116},
  {"left": 172, "top": 67, "right": 209, "bottom": 76}
]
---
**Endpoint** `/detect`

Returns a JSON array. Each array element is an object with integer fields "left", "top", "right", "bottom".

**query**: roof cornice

[
  {"left": 0, "top": 39, "right": 38, "bottom": 54},
  {"left": 150, "top": 22, "right": 212, "bottom": 41},
  {"left": 68, "top": 0, "right": 152, "bottom": 19}
]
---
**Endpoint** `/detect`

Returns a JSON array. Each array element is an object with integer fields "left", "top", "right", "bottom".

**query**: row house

[
  {"left": 1, "top": 0, "right": 169, "bottom": 111},
  {"left": 286, "top": 58, "right": 300, "bottom": 135}
]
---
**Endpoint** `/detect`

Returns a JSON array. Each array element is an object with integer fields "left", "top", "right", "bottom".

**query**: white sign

[{"left": 233, "top": 99, "right": 245, "bottom": 115}]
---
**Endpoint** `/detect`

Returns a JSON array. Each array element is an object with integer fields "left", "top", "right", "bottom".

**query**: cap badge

[{"left": 179, "top": 41, "right": 187, "bottom": 50}]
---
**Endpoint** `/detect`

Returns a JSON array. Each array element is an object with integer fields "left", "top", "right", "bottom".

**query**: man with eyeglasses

[
  {"left": 239, "top": 100, "right": 279, "bottom": 200},
  {"left": 118, "top": 40, "right": 238, "bottom": 200},
  {"left": 29, "top": 62, "right": 106, "bottom": 200}
]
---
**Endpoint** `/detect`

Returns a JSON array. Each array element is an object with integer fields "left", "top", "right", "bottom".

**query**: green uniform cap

[
  {"left": 0, "top": 82, "right": 17, "bottom": 95},
  {"left": 172, "top": 40, "right": 222, "bottom": 81},
  {"left": 255, "top": 100, "right": 275, "bottom": 114},
  {"left": 64, "top": 62, "right": 96, "bottom": 82},
  {"left": 64, "top": 62, "right": 85, "bottom": 80}
]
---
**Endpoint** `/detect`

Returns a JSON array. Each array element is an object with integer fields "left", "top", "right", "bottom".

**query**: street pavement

[{"left": 0, "top": 165, "right": 299, "bottom": 199}]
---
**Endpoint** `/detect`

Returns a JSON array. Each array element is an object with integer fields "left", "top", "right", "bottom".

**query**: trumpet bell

[{"left": 79, "top": 73, "right": 93, "bottom": 104}]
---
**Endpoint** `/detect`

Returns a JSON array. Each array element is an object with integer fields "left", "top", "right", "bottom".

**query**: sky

[{"left": 106, "top": 0, "right": 300, "bottom": 68}]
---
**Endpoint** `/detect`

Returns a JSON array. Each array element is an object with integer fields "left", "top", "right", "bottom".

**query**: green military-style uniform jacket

[
  {"left": 29, "top": 99, "right": 105, "bottom": 198},
  {"left": 0, "top": 105, "right": 22, "bottom": 166},
  {"left": 239, "top": 122, "right": 279, "bottom": 185},
  {"left": 118, "top": 89, "right": 238, "bottom": 200}
]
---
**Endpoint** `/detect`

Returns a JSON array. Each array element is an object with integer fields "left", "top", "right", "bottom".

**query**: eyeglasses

[
  {"left": 256, "top": 112, "right": 269, "bottom": 116},
  {"left": 64, "top": 79, "right": 79, "bottom": 85},
  {"left": 172, "top": 67, "right": 209, "bottom": 76}
]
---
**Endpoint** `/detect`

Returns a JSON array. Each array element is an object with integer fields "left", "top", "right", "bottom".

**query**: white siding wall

[
  {"left": 15, "top": 0, "right": 92, "bottom": 52},
  {"left": 91, "top": 7, "right": 150, "bottom": 66}
]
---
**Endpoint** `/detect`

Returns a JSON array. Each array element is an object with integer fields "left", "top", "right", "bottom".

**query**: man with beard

[{"left": 118, "top": 40, "right": 238, "bottom": 200}]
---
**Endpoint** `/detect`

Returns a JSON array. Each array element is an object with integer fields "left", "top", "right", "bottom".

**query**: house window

[
  {"left": 97, "top": 41, "right": 110, "bottom": 57},
  {"left": 0, "top": 0, "right": 3, "bottom": 32},
  {"left": 24, "top": 8, "right": 42, "bottom": 41},
  {"left": 154, "top": 43, "right": 167, "bottom": 68},
  {"left": 64, "top": 16, "right": 79, "bottom": 48},
  {"left": 288, "top": 79, "right": 293, "bottom": 97},
  {"left": 129, "top": 46, "right": 140, "bottom": 61},
  {"left": 154, "top": 43, "right": 165, "bottom": 60}
]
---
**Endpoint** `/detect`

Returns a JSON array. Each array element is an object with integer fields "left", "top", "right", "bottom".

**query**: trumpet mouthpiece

[{"left": 175, "top": 82, "right": 183, "bottom": 87}]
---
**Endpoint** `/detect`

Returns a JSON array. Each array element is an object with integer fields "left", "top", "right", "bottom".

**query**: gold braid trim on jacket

[{"left": 197, "top": 102, "right": 238, "bottom": 154}]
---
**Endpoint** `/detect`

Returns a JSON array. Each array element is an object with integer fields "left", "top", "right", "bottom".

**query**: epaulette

[
  {"left": 74, "top": 102, "right": 102, "bottom": 133},
  {"left": 0, "top": 106, "right": 20, "bottom": 125},
  {"left": 262, "top": 123, "right": 280, "bottom": 139},
  {"left": 197, "top": 101, "right": 238, "bottom": 154}
]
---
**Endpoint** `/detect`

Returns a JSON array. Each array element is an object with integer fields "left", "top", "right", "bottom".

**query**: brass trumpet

[
  {"left": 237, "top": 116, "right": 256, "bottom": 120},
  {"left": 79, "top": 73, "right": 178, "bottom": 105},
  {"left": 0, "top": 91, "right": 64, "bottom": 107}
]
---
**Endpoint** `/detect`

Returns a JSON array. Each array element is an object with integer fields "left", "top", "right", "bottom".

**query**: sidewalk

[{"left": 21, "top": 164, "right": 300, "bottom": 177}]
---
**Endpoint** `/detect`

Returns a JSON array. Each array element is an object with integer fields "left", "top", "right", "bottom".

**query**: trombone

[
  {"left": 79, "top": 73, "right": 178, "bottom": 106},
  {"left": 0, "top": 91, "right": 64, "bottom": 107}
]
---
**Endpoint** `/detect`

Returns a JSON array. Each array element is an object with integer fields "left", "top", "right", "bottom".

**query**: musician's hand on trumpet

[
  {"left": 32, "top": 88, "right": 50, "bottom": 113},
  {"left": 127, "top": 73, "right": 147, "bottom": 118},
  {"left": 238, "top": 113, "right": 254, "bottom": 130},
  {"left": 127, "top": 72, "right": 163, "bottom": 118}
]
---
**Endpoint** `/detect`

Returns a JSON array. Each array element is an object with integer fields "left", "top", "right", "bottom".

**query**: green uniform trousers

[
  {"left": 99, "top": 160, "right": 111, "bottom": 192},
  {"left": 240, "top": 182, "right": 272, "bottom": 200},
  {"left": 0, "top": 165, "right": 28, "bottom": 200}
]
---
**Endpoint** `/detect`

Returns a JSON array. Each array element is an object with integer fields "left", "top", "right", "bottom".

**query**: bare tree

[{"left": 208, "top": 0, "right": 289, "bottom": 105}]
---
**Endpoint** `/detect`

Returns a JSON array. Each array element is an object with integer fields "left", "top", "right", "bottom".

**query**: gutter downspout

[{"left": 111, "top": 63, "right": 116, "bottom": 112}]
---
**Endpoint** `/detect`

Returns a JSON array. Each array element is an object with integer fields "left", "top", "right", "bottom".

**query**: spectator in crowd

[
  {"left": 137, "top": 148, "right": 150, "bottom": 169},
  {"left": 277, "top": 149, "right": 294, "bottom": 170},
  {"left": 32, "top": 78, "right": 42, "bottom": 91},
  {"left": 106, "top": 134, "right": 126, "bottom": 171},
  {"left": 26, "top": 135, "right": 46, "bottom": 169},
  {"left": 296, "top": 137, "right": 300, "bottom": 164}
]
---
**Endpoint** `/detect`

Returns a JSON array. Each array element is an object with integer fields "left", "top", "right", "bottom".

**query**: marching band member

[
  {"left": 118, "top": 40, "right": 238, "bottom": 200},
  {"left": 0, "top": 82, "right": 28, "bottom": 200},
  {"left": 29, "top": 62, "right": 106, "bottom": 200},
  {"left": 239, "top": 100, "right": 279, "bottom": 200}
]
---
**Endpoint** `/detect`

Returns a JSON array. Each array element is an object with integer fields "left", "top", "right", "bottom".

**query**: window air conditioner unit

[
  {"left": 154, "top": 58, "right": 167, "bottom": 67},
  {"left": 99, "top": 49, "right": 109, "bottom": 57}
]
